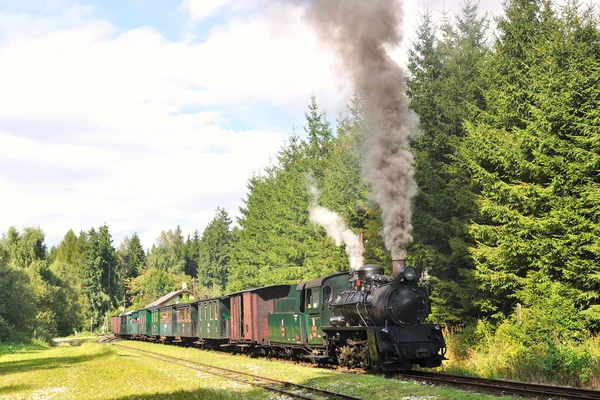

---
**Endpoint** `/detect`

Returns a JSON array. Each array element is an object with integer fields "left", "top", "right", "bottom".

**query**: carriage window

[
  {"left": 323, "top": 286, "right": 332, "bottom": 303},
  {"left": 306, "top": 289, "right": 313, "bottom": 309}
]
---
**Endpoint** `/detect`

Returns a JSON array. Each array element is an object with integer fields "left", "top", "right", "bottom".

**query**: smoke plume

[
  {"left": 297, "top": 0, "right": 417, "bottom": 259},
  {"left": 308, "top": 183, "right": 362, "bottom": 269}
]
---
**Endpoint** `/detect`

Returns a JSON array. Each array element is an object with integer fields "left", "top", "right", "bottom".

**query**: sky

[{"left": 0, "top": 0, "right": 503, "bottom": 250}]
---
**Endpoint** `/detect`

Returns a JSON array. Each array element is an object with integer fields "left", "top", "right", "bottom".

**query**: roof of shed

[{"left": 145, "top": 289, "right": 193, "bottom": 308}]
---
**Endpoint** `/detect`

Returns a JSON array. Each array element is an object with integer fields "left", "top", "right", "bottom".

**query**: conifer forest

[{"left": 1, "top": 0, "right": 599, "bottom": 387}]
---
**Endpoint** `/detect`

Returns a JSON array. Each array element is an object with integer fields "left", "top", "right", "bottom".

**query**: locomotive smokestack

[{"left": 392, "top": 259, "right": 406, "bottom": 281}]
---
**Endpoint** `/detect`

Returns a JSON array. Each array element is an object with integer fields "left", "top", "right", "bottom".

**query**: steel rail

[
  {"left": 397, "top": 371, "right": 600, "bottom": 400},
  {"left": 112, "top": 343, "right": 362, "bottom": 400}
]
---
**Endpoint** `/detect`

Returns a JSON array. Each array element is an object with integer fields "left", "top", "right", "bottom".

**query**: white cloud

[
  {"left": 178, "top": 0, "right": 233, "bottom": 23},
  {"left": 1, "top": 4, "right": 340, "bottom": 248}
]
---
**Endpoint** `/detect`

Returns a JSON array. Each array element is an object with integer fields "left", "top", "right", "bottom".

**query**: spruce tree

[
  {"left": 184, "top": 230, "right": 201, "bottom": 278},
  {"left": 117, "top": 233, "right": 145, "bottom": 280},
  {"left": 197, "top": 208, "right": 234, "bottom": 290},
  {"left": 83, "top": 225, "right": 118, "bottom": 327}
]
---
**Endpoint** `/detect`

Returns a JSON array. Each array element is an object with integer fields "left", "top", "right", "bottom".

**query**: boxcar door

[
  {"left": 242, "top": 292, "right": 253, "bottom": 341},
  {"left": 230, "top": 296, "right": 241, "bottom": 340}
]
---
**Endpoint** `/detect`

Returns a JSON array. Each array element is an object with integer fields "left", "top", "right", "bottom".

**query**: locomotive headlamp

[{"left": 402, "top": 267, "right": 417, "bottom": 281}]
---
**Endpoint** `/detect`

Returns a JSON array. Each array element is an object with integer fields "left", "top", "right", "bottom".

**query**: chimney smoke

[{"left": 292, "top": 0, "right": 418, "bottom": 260}]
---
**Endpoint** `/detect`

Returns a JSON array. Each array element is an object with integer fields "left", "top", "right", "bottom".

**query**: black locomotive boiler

[{"left": 327, "top": 260, "right": 445, "bottom": 370}]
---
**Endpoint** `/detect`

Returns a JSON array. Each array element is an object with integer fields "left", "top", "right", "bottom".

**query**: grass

[
  {"left": 436, "top": 326, "right": 600, "bottom": 389},
  {"left": 0, "top": 338, "right": 525, "bottom": 399}
]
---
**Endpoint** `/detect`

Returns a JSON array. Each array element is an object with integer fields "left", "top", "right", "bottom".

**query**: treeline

[
  {"left": 0, "top": 211, "right": 235, "bottom": 341},
  {"left": 407, "top": 0, "right": 599, "bottom": 329}
]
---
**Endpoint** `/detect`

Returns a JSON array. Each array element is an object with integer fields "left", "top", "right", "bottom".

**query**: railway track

[
  {"left": 111, "top": 343, "right": 362, "bottom": 400},
  {"left": 398, "top": 371, "right": 600, "bottom": 400}
]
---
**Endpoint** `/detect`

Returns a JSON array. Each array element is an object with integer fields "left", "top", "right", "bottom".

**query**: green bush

[{"left": 438, "top": 282, "right": 600, "bottom": 388}]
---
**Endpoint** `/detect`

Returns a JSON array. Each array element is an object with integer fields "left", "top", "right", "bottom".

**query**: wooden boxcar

[{"left": 228, "top": 285, "right": 290, "bottom": 344}]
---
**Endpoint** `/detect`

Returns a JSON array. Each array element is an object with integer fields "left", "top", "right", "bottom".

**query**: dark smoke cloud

[{"left": 293, "top": 0, "right": 417, "bottom": 259}]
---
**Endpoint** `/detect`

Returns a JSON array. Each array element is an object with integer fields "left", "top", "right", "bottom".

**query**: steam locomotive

[{"left": 112, "top": 260, "right": 446, "bottom": 371}]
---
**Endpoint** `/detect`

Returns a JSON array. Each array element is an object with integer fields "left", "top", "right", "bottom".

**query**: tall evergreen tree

[
  {"left": 83, "top": 225, "right": 118, "bottom": 327},
  {"left": 56, "top": 229, "right": 84, "bottom": 267},
  {"left": 116, "top": 233, "right": 146, "bottom": 308},
  {"left": 184, "top": 230, "right": 201, "bottom": 278},
  {"left": 198, "top": 208, "right": 234, "bottom": 290},
  {"left": 117, "top": 233, "right": 145, "bottom": 280},
  {"left": 304, "top": 95, "right": 334, "bottom": 166}
]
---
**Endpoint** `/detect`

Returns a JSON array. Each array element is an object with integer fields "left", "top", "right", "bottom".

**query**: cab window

[
  {"left": 323, "top": 286, "right": 332, "bottom": 304},
  {"left": 312, "top": 288, "right": 320, "bottom": 309}
]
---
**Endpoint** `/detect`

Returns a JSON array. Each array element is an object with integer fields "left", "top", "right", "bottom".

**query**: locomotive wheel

[{"left": 336, "top": 339, "right": 370, "bottom": 369}]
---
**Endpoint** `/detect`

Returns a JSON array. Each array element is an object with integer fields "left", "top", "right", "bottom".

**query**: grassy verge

[
  {"left": 0, "top": 341, "right": 48, "bottom": 356},
  {"left": 0, "top": 338, "right": 523, "bottom": 399},
  {"left": 437, "top": 326, "right": 600, "bottom": 389}
]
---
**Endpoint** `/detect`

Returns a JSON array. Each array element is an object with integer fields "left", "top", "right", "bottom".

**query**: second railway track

[
  {"left": 397, "top": 371, "right": 600, "bottom": 400},
  {"left": 111, "top": 343, "right": 362, "bottom": 400}
]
